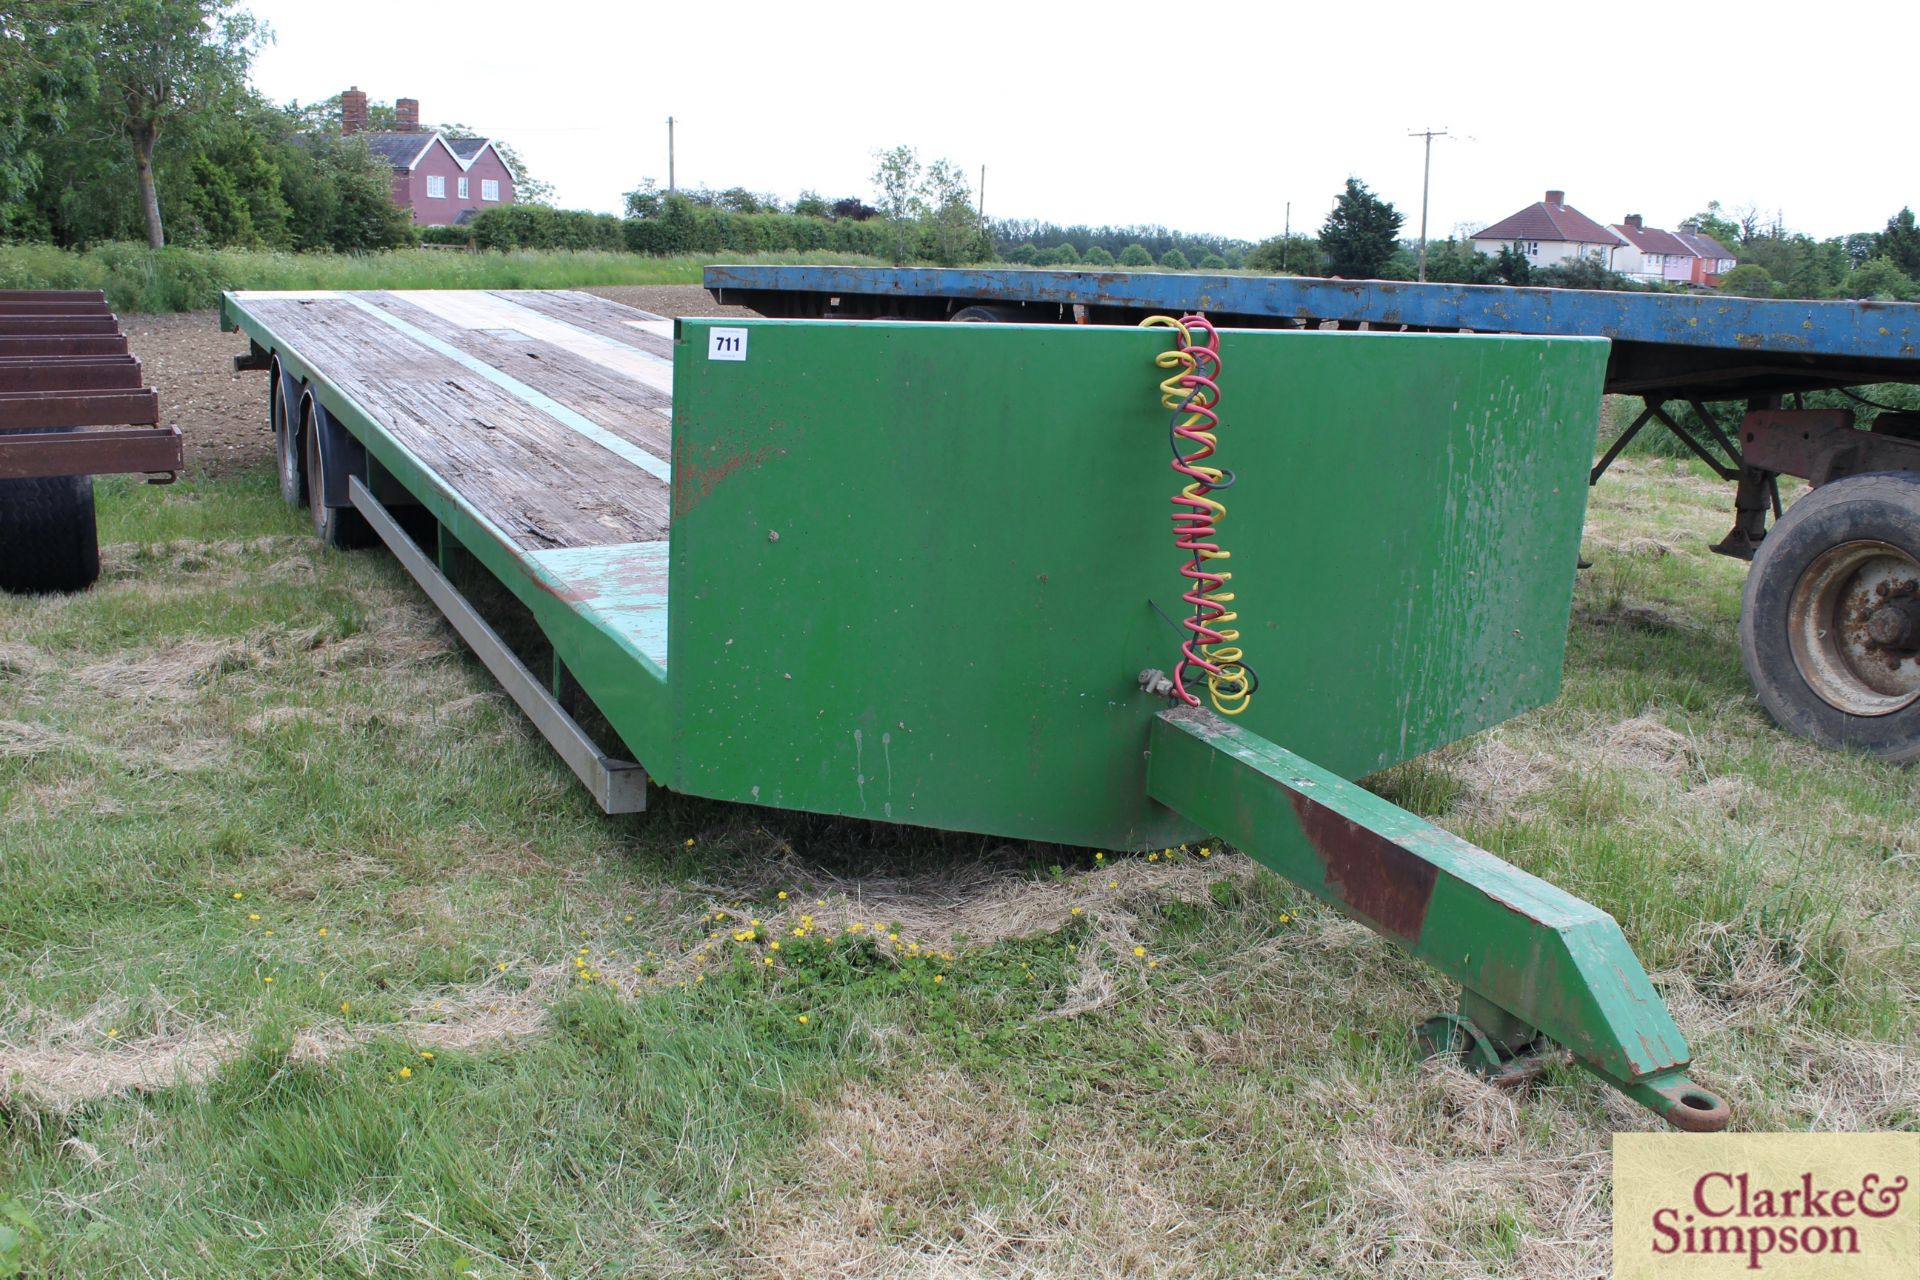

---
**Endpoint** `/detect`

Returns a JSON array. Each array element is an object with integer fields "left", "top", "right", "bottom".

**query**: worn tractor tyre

[
  {"left": 303, "top": 402, "right": 374, "bottom": 550},
  {"left": 0, "top": 471, "right": 100, "bottom": 595},
  {"left": 271, "top": 359, "right": 305, "bottom": 508},
  {"left": 1739, "top": 470, "right": 1920, "bottom": 761}
]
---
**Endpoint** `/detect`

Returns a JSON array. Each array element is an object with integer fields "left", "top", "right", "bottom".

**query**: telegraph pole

[
  {"left": 1409, "top": 127, "right": 1448, "bottom": 281},
  {"left": 1282, "top": 201, "right": 1290, "bottom": 271},
  {"left": 667, "top": 116, "right": 676, "bottom": 193}
]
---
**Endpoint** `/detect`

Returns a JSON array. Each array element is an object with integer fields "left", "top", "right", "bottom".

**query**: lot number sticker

[{"left": 708, "top": 328, "right": 749, "bottom": 361}]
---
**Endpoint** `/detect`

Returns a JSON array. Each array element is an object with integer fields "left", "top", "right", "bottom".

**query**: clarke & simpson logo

[{"left": 1614, "top": 1133, "right": 1918, "bottom": 1279}]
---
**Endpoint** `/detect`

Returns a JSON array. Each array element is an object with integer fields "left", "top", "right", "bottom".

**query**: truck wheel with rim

[
  {"left": 303, "top": 400, "right": 373, "bottom": 550},
  {"left": 1739, "top": 470, "right": 1920, "bottom": 761},
  {"left": 271, "top": 358, "right": 305, "bottom": 507}
]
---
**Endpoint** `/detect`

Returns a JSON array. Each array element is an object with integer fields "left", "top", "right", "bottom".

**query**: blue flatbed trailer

[{"left": 706, "top": 265, "right": 1920, "bottom": 761}]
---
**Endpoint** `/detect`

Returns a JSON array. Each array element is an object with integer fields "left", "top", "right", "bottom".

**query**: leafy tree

[
  {"left": 1118, "top": 243, "right": 1152, "bottom": 266},
  {"left": 623, "top": 178, "right": 664, "bottom": 219},
  {"left": 93, "top": 0, "right": 265, "bottom": 247},
  {"left": 1319, "top": 177, "right": 1404, "bottom": 278},
  {"left": 1531, "top": 255, "right": 1635, "bottom": 290},
  {"left": 1840, "top": 256, "right": 1916, "bottom": 301},
  {"left": 1417, "top": 237, "right": 1495, "bottom": 284},
  {"left": 1684, "top": 200, "right": 1744, "bottom": 250},
  {"left": 1716, "top": 264, "right": 1776, "bottom": 298},
  {"left": 1082, "top": 245, "right": 1114, "bottom": 266},
  {"left": 792, "top": 189, "right": 828, "bottom": 218},
  {"left": 1877, "top": 208, "right": 1920, "bottom": 279},
  {"left": 1197, "top": 252, "right": 1226, "bottom": 270},
  {"left": 1245, "top": 234, "right": 1323, "bottom": 276},
  {"left": 871, "top": 144, "right": 925, "bottom": 264},
  {"left": 1053, "top": 241, "right": 1079, "bottom": 264},
  {"left": 0, "top": 2, "right": 98, "bottom": 213},
  {"left": 1492, "top": 244, "right": 1531, "bottom": 285},
  {"left": 918, "top": 157, "right": 983, "bottom": 266},
  {"left": 1160, "top": 248, "right": 1189, "bottom": 269},
  {"left": 830, "top": 196, "right": 879, "bottom": 221},
  {"left": 1004, "top": 242, "right": 1039, "bottom": 264}
]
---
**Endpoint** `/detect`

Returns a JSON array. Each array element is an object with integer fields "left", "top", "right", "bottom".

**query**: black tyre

[
  {"left": 271, "top": 359, "right": 305, "bottom": 507},
  {"left": 1739, "top": 471, "right": 1920, "bottom": 760},
  {"left": 0, "top": 472, "right": 100, "bottom": 594},
  {"left": 302, "top": 402, "right": 374, "bottom": 550},
  {"left": 950, "top": 305, "right": 1023, "bottom": 323}
]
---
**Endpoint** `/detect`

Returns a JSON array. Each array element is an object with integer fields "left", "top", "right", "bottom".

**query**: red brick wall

[{"left": 401, "top": 139, "right": 517, "bottom": 226}]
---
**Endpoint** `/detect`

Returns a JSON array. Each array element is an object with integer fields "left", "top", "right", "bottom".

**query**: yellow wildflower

[
  {"left": 777, "top": 891, "right": 788, "bottom": 901},
  {"left": 420, "top": 1050, "right": 434, "bottom": 1060},
  {"left": 624, "top": 914, "right": 635, "bottom": 923},
  {"left": 263, "top": 975, "right": 274, "bottom": 984},
  {"left": 887, "top": 932, "right": 899, "bottom": 942},
  {"left": 1279, "top": 913, "right": 1292, "bottom": 924},
  {"left": 1133, "top": 946, "right": 1146, "bottom": 958},
  {"left": 107, "top": 1027, "right": 119, "bottom": 1039},
  {"left": 1108, "top": 881, "right": 1118, "bottom": 889},
  {"left": 1095, "top": 852, "right": 1105, "bottom": 861},
  {"left": 231, "top": 892, "right": 243, "bottom": 900},
  {"left": 769, "top": 940, "right": 780, "bottom": 951},
  {"left": 317, "top": 927, "right": 328, "bottom": 937},
  {"left": 797, "top": 1014, "right": 809, "bottom": 1024},
  {"left": 1147, "top": 852, "right": 1159, "bottom": 862},
  {"left": 340, "top": 1001, "right": 351, "bottom": 1014},
  {"left": 247, "top": 913, "right": 260, "bottom": 921},
  {"left": 1148, "top": 959, "right": 1159, "bottom": 969},
  {"left": 1070, "top": 907, "right": 1083, "bottom": 916},
  {"left": 762, "top": 955, "right": 774, "bottom": 966},
  {"left": 398, "top": 1066, "right": 412, "bottom": 1080},
  {"left": 1199, "top": 846, "right": 1212, "bottom": 857},
  {"left": 933, "top": 974, "right": 945, "bottom": 984}
]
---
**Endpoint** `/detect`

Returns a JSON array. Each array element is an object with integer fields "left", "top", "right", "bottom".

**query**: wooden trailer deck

[
  {"left": 231, "top": 289, "right": 674, "bottom": 549},
  {"left": 227, "top": 289, "right": 676, "bottom": 669}
]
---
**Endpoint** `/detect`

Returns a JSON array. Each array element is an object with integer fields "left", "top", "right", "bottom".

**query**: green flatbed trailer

[{"left": 219, "top": 287, "right": 1730, "bottom": 1130}]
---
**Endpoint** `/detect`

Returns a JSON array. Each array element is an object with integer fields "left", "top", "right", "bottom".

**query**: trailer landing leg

[{"left": 1144, "top": 707, "right": 1729, "bottom": 1132}]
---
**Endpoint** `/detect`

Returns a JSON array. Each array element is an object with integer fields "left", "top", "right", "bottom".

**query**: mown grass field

[{"left": 1, "top": 442, "right": 1916, "bottom": 1278}]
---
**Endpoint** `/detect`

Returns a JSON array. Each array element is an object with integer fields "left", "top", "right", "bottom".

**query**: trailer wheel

[
  {"left": 950, "top": 305, "right": 1022, "bottom": 323},
  {"left": 302, "top": 401, "right": 373, "bottom": 550},
  {"left": 1740, "top": 471, "right": 1920, "bottom": 760},
  {"left": 0, "top": 472, "right": 100, "bottom": 594},
  {"left": 271, "top": 359, "right": 305, "bottom": 508}
]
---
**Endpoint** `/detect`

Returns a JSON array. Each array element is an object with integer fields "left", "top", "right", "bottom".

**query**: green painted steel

[
  {"left": 1143, "top": 708, "right": 1729, "bottom": 1129},
  {"left": 665, "top": 320, "right": 1604, "bottom": 846},
  {"left": 220, "top": 296, "right": 1728, "bottom": 1125}
]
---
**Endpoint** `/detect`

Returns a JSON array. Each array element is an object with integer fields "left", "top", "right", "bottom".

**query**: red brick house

[{"left": 340, "top": 87, "right": 516, "bottom": 227}]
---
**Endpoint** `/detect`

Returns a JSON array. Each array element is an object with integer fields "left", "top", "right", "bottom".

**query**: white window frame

[
  {"left": 458, "top": 176, "right": 469, "bottom": 200},
  {"left": 481, "top": 179, "right": 500, "bottom": 202},
  {"left": 425, "top": 174, "right": 445, "bottom": 199}
]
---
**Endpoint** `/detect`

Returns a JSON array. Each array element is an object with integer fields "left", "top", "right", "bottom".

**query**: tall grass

[{"left": 0, "top": 242, "right": 887, "bottom": 313}]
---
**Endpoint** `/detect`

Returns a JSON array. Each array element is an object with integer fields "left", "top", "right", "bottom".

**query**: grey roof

[
  {"left": 444, "top": 137, "right": 489, "bottom": 160},
  {"left": 357, "top": 132, "right": 431, "bottom": 171}
]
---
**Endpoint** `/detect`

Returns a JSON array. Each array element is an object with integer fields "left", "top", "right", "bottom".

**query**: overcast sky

[{"left": 244, "top": 0, "right": 1909, "bottom": 245}]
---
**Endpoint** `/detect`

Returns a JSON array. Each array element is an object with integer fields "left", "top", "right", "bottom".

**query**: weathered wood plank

[{"left": 242, "top": 294, "right": 671, "bottom": 550}]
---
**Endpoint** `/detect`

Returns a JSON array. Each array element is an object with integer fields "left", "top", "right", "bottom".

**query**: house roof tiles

[
  {"left": 1675, "top": 230, "right": 1737, "bottom": 261},
  {"left": 1612, "top": 221, "right": 1692, "bottom": 257},
  {"left": 1475, "top": 196, "right": 1625, "bottom": 248}
]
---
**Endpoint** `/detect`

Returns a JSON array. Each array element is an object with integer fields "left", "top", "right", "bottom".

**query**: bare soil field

[{"left": 127, "top": 286, "right": 756, "bottom": 476}]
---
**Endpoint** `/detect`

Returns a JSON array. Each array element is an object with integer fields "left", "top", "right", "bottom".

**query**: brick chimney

[
  {"left": 341, "top": 86, "right": 368, "bottom": 136},
  {"left": 1545, "top": 189, "right": 1566, "bottom": 206},
  {"left": 395, "top": 98, "right": 420, "bottom": 132},
  {"left": 1625, "top": 214, "right": 1643, "bottom": 229}
]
